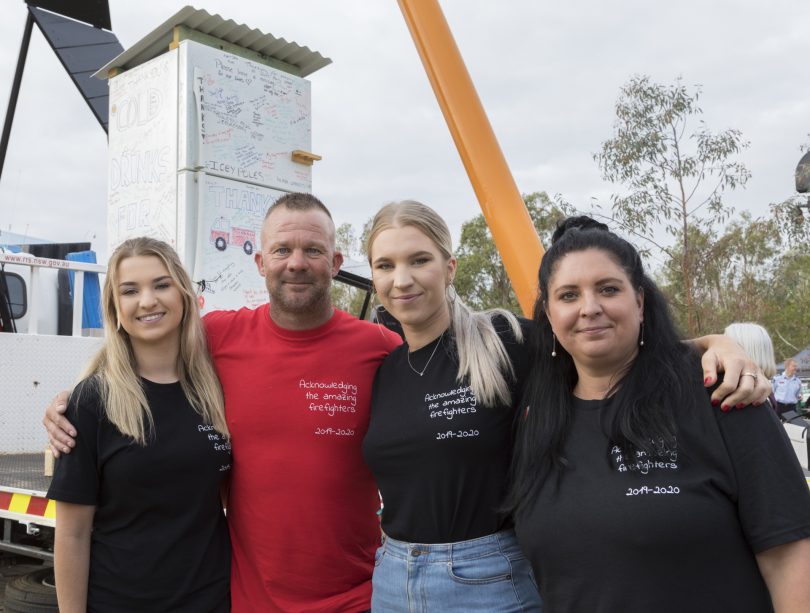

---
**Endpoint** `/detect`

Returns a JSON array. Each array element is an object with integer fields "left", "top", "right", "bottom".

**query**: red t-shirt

[{"left": 205, "top": 306, "right": 401, "bottom": 612}]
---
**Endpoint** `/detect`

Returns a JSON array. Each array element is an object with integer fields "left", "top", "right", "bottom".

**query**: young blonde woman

[
  {"left": 47, "top": 237, "right": 231, "bottom": 612},
  {"left": 361, "top": 201, "right": 767, "bottom": 611}
]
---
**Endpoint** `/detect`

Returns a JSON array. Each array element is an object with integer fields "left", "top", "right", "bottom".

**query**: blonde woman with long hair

[
  {"left": 362, "top": 201, "right": 541, "bottom": 611},
  {"left": 47, "top": 237, "right": 231, "bottom": 612}
]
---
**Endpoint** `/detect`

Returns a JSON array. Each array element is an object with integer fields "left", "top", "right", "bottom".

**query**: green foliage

[
  {"left": 595, "top": 75, "right": 750, "bottom": 335},
  {"left": 769, "top": 196, "right": 810, "bottom": 245},
  {"left": 657, "top": 214, "right": 780, "bottom": 334},
  {"left": 330, "top": 220, "right": 374, "bottom": 318},
  {"left": 358, "top": 217, "right": 374, "bottom": 260},
  {"left": 646, "top": 133, "right": 810, "bottom": 358},
  {"left": 454, "top": 192, "right": 570, "bottom": 312},
  {"left": 769, "top": 137, "right": 810, "bottom": 245},
  {"left": 334, "top": 221, "right": 357, "bottom": 258},
  {"left": 764, "top": 251, "right": 810, "bottom": 360},
  {"left": 656, "top": 213, "right": 810, "bottom": 361}
]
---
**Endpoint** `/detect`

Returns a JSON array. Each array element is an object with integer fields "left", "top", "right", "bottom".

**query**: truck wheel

[
  {"left": 243, "top": 241, "right": 253, "bottom": 255},
  {"left": 4, "top": 567, "right": 58, "bottom": 611},
  {"left": 215, "top": 237, "right": 227, "bottom": 251}
]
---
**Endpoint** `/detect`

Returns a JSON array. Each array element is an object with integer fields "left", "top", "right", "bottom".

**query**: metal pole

[
  {"left": 28, "top": 266, "right": 39, "bottom": 335},
  {"left": 0, "top": 11, "right": 35, "bottom": 184},
  {"left": 396, "top": 0, "right": 544, "bottom": 316},
  {"left": 72, "top": 270, "right": 85, "bottom": 337}
]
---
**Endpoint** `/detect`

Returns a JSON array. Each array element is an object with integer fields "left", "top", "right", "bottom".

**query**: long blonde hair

[
  {"left": 367, "top": 200, "right": 522, "bottom": 407},
  {"left": 82, "top": 237, "right": 228, "bottom": 444}
]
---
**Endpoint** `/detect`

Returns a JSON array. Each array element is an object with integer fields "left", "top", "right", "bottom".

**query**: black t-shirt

[
  {"left": 362, "top": 317, "right": 530, "bottom": 543},
  {"left": 515, "top": 383, "right": 810, "bottom": 613},
  {"left": 48, "top": 378, "right": 232, "bottom": 613}
]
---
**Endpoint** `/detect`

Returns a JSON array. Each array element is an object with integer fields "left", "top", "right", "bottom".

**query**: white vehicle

[
  {"left": 0, "top": 248, "right": 106, "bottom": 608},
  {"left": 0, "top": 252, "right": 106, "bottom": 552}
]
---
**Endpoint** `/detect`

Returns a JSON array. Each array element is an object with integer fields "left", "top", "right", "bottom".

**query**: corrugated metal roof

[{"left": 92, "top": 5, "right": 331, "bottom": 79}]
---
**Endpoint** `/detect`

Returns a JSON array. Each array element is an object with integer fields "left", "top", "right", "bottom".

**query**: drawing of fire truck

[{"left": 210, "top": 216, "right": 255, "bottom": 255}]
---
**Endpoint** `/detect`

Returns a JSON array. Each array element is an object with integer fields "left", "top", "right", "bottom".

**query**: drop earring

[
  {"left": 639, "top": 322, "right": 645, "bottom": 347},
  {"left": 551, "top": 334, "right": 557, "bottom": 357}
]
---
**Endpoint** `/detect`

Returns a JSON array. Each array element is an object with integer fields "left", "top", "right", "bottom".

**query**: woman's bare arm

[
  {"left": 756, "top": 537, "right": 810, "bottom": 612},
  {"left": 54, "top": 501, "right": 95, "bottom": 613}
]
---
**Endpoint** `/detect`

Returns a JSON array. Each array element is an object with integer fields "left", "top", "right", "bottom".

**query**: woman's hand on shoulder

[
  {"left": 44, "top": 391, "right": 77, "bottom": 458},
  {"left": 694, "top": 334, "right": 771, "bottom": 409}
]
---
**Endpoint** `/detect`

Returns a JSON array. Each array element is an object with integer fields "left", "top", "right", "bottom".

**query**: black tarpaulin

[
  {"left": 27, "top": 5, "right": 123, "bottom": 132},
  {"left": 26, "top": 0, "right": 112, "bottom": 31}
]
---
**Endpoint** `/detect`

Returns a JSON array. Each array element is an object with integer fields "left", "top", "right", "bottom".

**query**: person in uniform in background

[
  {"left": 48, "top": 237, "right": 231, "bottom": 612},
  {"left": 773, "top": 358, "right": 803, "bottom": 416}
]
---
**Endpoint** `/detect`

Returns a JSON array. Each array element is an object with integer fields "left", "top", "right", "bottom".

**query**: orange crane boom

[{"left": 397, "top": 0, "right": 545, "bottom": 316}]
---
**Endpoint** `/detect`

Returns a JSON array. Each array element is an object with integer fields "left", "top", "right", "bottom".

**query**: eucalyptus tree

[
  {"left": 595, "top": 76, "right": 750, "bottom": 335},
  {"left": 454, "top": 192, "right": 569, "bottom": 312}
]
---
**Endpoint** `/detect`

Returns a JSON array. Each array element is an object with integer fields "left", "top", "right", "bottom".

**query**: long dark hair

[{"left": 506, "top": 217, "right": 700, "bottom": 518}]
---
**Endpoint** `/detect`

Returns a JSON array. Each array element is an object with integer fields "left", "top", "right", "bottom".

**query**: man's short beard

[{"left": 268, "top": 283, "right": 331, "bottom": 316}]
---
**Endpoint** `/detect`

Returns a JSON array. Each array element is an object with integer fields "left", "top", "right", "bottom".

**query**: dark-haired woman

[{"left": 509, "top": 217, "right": 810, "bottom": 612}]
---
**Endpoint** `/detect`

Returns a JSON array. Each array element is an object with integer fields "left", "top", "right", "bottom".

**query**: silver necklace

[{"left": 407, "top": 332, "right": 444, "bottom": 377}]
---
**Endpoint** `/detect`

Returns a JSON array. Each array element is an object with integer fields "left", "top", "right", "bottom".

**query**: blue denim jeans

[{"left": 371, "top": 529, "right": 542, "bottom": 612}]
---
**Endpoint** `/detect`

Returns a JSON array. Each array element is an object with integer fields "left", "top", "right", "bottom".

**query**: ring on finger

[{"left": 741, "top": 371, "right": 758, "bottom": 380}]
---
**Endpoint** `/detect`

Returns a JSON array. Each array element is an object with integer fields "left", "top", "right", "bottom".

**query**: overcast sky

[{"left": 0, "top": 0, "right": 808, "bottom": 262}]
